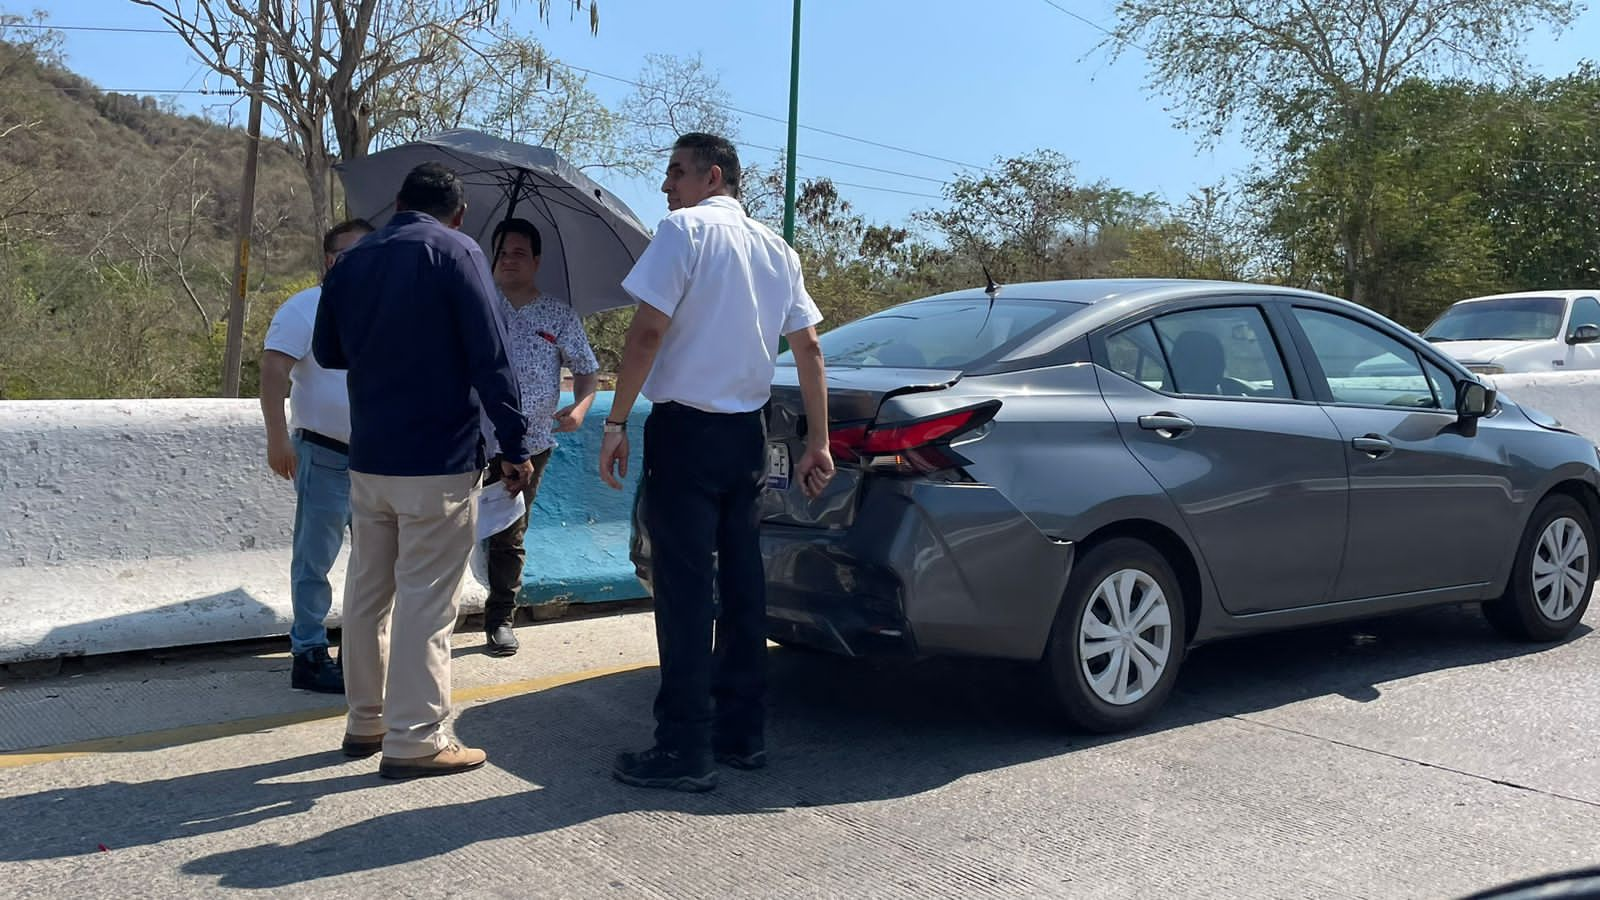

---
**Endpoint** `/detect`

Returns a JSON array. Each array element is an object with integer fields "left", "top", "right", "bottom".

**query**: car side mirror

[
  {"left": 1567, "top": 323, "right": 1600, "bottom": 345},
  {"left": 1456, "top": 380, "right": 1494, "bottom": 419}
]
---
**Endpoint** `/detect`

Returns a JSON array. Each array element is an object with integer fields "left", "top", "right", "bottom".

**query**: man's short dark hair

[
  {"left": 323, "top": 218, "right": 373, "bottom": 255},
  {"left": 396, "top": 162, "right": 466, "bottom": 221},
  {"left": 674, "top": 132, "right": 741, "bottom": 198},
  {"left": 491, "top": 217, "right": 542, "bottom": 260}
]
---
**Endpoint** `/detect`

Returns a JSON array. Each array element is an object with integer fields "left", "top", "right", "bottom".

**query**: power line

[
  {"left": 12, "top": 19, "right": 999, "bottom": 176},
  {"left": 10, "top": 85, "right": 252, "bottom": 95},
  {"left": 738, "top": 139, "right": 949, "bottom": 185},
  {"left": 18, "top": 76, "right": 951, "bottom": 201},
  {"left": 1038, "top": 0, "right": 1116, "bottom": 38},
  {"left": 553, "top": 60, "right": 997, "bottom": 175},
  {"left": 1039, "top": 0, "right": 1148, "bottom": 53},
  {"left": 3, "top": 22, "right": 173, "bottom": 35},
  {"left": 442, "top": 35, "right": 959, "bottom": 187},
  {"left": 828, "top": 180, "right": 943, "bottom": 200},
  {"left": 475, "top": 55, "right": 966, "bottom": 186}
]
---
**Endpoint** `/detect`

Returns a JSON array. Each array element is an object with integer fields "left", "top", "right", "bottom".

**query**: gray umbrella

[{"left": 333, "top": 128, "right": 653, "bottom": 316}]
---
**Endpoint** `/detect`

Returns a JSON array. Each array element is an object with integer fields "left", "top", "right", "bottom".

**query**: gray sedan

[{"left": 631, "top": 279, "right": 1600, "bottom": 732}]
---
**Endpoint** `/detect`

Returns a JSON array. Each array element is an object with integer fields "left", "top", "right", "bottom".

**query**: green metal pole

[
  {"left": 782, "top": 0, "right": 801, "bottom": 247},
  {"left": 777, "top": 0, "right": 801, "bottom": 356}
]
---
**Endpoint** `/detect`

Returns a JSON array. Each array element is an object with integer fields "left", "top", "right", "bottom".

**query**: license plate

[{"left": 765, "top": 442, "right": 791, "bottom": 491}]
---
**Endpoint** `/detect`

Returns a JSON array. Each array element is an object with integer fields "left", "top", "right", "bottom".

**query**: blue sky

[{"left": 25, "top": 0, "right": 1600, "bottom": 232}]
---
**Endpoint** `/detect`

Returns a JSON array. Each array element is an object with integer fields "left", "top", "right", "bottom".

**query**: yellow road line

[{"left": 0, "top": 661, "right": 654, "bottom": 770}]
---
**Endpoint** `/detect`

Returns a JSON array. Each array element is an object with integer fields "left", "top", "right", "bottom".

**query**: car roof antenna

[
  {"left": 983, "top": 263, "right": 1001, "bottom": 297},
  {"left": 978, "top": 262, "right": 1001, "bottom": 335}
]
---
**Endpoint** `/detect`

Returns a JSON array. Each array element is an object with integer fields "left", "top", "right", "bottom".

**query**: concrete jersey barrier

[
  {"left": 0, "top": 396, "right": 648, "bottom": 664},
  {"left": 5, "top": 372, "right": 1588, "bottom": 664},
  {"left": 1487, "top": 371, "right": 1600, "bottom": 446},
  {"left": 473, "top": 392, "right": 651, "bottom": 606}
]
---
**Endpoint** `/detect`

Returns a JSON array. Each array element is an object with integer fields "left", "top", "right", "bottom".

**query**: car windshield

[
  {"left": 779, "top": 298, "right": 1086, "bottom": 369},
  {"left": 1423, "top": 297, "right": 1566, "bottom": 342}
]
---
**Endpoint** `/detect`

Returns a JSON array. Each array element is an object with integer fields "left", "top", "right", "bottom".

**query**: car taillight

[
  {"left": 829, "top": 402, "right": 998, "bottom": 474},
  {"left": 828, "top": 424, "right": 870, "bottom": 463}
]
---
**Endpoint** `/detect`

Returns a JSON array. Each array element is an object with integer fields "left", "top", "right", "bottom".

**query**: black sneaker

[
  {"left": 713, "top": 741, "right": 767, "bottom": 771},
  {"left": 486, "top": 624, "right": 519, "bottom": 657},
  {"left": 291, "top": 646, "right": 345, "bottom": 694},
  {"left": 612, "top": 747, "right": 717, "bottom": 792}
]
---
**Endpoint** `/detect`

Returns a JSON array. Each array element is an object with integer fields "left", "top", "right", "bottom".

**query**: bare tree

[
  {"left": 0, "top": 14, "right": 65, "bottom": 240},
  {"left": 131, "top": 0, "right": 598, "bottom": 237},
  {"left": 619, "top": 53, "right": 738, "bottom": 152},
  {"left": 383, "top": 40, "right": 734, "bottom": 178},
  {"left": 379, "top": 25, "right": 632, "bottom": 171},
  {"left": 115, "top": 156, "right": 234, "bottom": 331}
]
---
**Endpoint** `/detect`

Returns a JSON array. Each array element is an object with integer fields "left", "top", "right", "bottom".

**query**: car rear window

[
  {"left": 781, "top": 298, "right": 1086, "bottom": 369},
  {"left": 1423, "top": 297, "right": 1565, "bottom": 342}
]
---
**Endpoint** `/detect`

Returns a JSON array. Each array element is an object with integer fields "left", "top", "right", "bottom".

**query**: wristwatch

[{"left": 603, "top": 420, "right": 627, "bottom": 434}]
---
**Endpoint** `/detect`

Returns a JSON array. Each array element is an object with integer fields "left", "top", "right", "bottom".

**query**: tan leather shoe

[{"left": 378, "top": 741, "right": 487, "bottom": 780}]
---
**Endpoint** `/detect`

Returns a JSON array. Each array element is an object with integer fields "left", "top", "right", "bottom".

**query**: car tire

[
  {"left": 1483, "top": 494, "right": 1596, "bottom": 642},
  {"left": 1042, "top": 538, "right": 1187, "bottom": 733}
]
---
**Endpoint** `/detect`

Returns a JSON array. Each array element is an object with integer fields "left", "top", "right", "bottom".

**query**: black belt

[
  {"left": 652, "top": 401, "right": 764, "bottom": 420},
  {"left": 296, "top": 429, "right": 349, "bottom": 455}
]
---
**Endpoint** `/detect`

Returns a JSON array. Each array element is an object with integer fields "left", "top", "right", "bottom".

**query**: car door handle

[
  {"left": 1138, "top": 413, "right": 1196, "bottom": 438},
  {"left": 1351, "top": 435, "right": 1394, "bottom": 458}
]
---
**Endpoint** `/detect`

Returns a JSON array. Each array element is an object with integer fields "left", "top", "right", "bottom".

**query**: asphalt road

[{"left": 1, "top": 599, "right": 1596, "bottom": 898}]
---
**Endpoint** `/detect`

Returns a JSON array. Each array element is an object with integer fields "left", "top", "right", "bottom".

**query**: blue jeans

[{"left": 290, "top": 433, "right": 352, "bottom": 654}]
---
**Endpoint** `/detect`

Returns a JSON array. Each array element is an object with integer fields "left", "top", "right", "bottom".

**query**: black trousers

[
  {"left": 642, "top": 402, "right": 768, "bottom": 756},
  {"left": 484, "top": 449, "right": 552, "bottom": 629}
]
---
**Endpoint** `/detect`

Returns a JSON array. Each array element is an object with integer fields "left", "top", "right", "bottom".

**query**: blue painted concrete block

[{"left": 513, "top": 391, "right": 651, "bottom": 606}]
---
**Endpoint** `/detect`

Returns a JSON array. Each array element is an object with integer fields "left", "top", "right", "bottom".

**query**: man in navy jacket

[{"left": 314, "top": 162, "right": 532, "bottom": 779}]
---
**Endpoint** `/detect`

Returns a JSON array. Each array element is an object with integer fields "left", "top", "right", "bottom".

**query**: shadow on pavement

[
  {"left": 0, "top": 753, "right": 372, "bottom": 862},
  {"left": 0, "top": 602, "right": 1584, "bottom": 889},
  {"left": 1172, "top": 602, "right": 1590, "bottom": 715}
]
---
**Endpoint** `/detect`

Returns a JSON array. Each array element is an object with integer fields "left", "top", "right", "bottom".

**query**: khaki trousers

[{"left": 343, "top": 469, "right": 480, "bottom": 757}]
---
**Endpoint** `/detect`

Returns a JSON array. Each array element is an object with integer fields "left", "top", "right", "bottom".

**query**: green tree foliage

[
  {"left": 1479, "top": 65, "right": 1600, "bottom": 290},
  {"left": 1115, "top": 184, "right": 1259, "bottom": 282},
  {"left": 0, "top": 18, "right": 313, "bottom": 399},
  {"left": 1107, "top": 0, "right": 1579, "bottom": 314},
  {"left": 1256, "top": 80, "right": 1505, "bottom": 325},
  {"left": 17, "top": 2, "right": 1600, "bottom": 398}
]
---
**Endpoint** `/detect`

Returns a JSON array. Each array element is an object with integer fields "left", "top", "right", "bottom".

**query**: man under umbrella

[{"left": 480, "top": 217, "right": 600, "bottom": 656}]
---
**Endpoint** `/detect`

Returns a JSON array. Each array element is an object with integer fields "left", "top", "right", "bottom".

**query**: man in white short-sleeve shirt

[
  {"left": 599, "top": 132, "right": 834, "bottom": 792},
  {"left": 260, "top": 218, "right": 372, "bottom": 694}
]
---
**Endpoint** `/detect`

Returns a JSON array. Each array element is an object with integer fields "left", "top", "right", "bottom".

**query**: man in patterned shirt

[{"left": 482, "top": 217, "right": 601, "bottom": 656}]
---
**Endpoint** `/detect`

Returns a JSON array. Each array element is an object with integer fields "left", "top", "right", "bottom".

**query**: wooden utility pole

[{"left": 222, "top": 0, "right": 269, "bottom": 397}]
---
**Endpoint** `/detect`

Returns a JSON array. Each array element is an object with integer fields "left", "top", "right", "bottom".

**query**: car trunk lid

[{"left": 760, "top": 366, "right": 965, "bottom": 528}]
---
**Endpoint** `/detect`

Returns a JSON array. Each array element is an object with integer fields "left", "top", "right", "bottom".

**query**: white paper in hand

[
  {"left": 476, "top": 485, "right": 526, "bottom": 541},
  {"left": 469, "top": 486, "right": 526, "bottom": 588}
]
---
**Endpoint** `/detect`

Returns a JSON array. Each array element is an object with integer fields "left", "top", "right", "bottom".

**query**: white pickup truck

[{"left": 1422, "top": 290, "right": 1600, "bottom": 374}]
